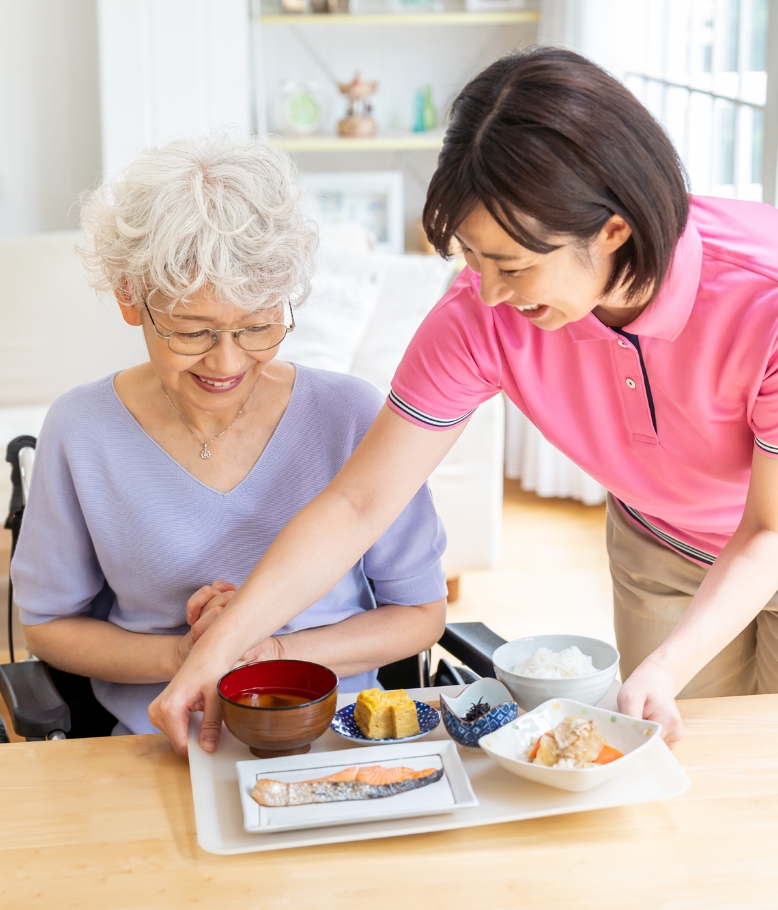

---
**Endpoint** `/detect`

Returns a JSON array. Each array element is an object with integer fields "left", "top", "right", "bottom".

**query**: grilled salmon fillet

[{"left": 251, "top": 764, "right": 443, "bottom": 807}]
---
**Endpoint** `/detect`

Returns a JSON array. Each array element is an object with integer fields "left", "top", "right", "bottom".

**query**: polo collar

[{"left": 566, "top": 218, "right": 703, "bottom": 343}]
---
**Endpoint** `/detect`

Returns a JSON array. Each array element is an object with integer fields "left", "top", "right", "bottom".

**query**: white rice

[{"left": 515, "top": 645, "right": 597, "bottom": 679}]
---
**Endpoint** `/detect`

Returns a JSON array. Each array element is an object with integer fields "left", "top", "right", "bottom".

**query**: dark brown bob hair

[{"left": 423, "top": 47, "right": 689, "bottom": 302}]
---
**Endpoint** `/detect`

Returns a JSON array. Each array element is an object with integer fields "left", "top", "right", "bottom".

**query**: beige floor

[{"left": 0, "top": 482, "right": 614, "bottom": 741}]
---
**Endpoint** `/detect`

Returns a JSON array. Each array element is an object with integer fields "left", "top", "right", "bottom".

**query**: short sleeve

[
  {"left": 752, "top": 345, "right": 778, "bottom": 459},
  {"left": 363, "top": 482, "right": 447, "bottom": 606},
  {"left": 11, "top": 402, "right": 106, "bottom": 625},
  {"left": 388, "top": 267, "right": 502, "bottom": 430}
]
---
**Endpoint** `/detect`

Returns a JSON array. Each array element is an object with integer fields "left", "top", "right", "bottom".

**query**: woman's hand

[
  {"left": 171, "top": 581, "right": 238, "bottom": 671},
  {"left": 186, "top": 580, "right": 237, "bottom": 628},
  {"left": 239, "top": 635, "right": 284, "bottom": 665},
  {"left": 156, "top": 604, "right": 285, "bottom": 754},
  {"left": 616, "top": 659, "right": 684, "bottom": 748}
]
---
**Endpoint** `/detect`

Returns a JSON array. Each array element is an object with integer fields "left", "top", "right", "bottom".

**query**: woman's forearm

[
  {"left": 22, "top": 616, "right": 182, "bottom": 684},
  {"left": 268, "top": 599, "right": 447, "bottom": 680},
  {"left": 646, "top": 449, "right": 778, "bottom": 692},
  {"left": 647, "top": 525, "right": 778, "bottom": 692}
]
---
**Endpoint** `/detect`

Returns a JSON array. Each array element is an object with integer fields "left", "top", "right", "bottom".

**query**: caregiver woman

[{"left": 153, "top": 46, "right": 778, "bottom": 753}]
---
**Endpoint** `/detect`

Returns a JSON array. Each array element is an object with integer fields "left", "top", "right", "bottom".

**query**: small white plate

[
  {"left": 237, "top": 740, "right": 478, "bottom": 834},
  {"left": 479, "top": 697, "right": 662, "bottom": 792},
  {"left": 330, "top": 700, "right": 440, "bottom": 745}
]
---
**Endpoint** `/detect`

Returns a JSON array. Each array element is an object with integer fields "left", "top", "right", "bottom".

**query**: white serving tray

[
  {"left": 237, "top": 740, "right": 477, "bottom": 833},
  {"left": 188, "top": 684, "right": 690, "bottom": 855}
]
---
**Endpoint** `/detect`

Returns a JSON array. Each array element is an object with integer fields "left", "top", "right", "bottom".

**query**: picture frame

[
  {"left": 464, "top": 0, "right": 527, "bottom": 10},
  {"left": 299, "top": 171, "right": 404, "bottom": 254}
]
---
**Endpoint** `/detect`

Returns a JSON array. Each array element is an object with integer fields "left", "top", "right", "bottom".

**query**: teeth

[
  {"left": 518, "top": 304, "right": 541, "bottom": 312},
  {"left": 199, "top": 377, "right": 235, "bottom": 388}
]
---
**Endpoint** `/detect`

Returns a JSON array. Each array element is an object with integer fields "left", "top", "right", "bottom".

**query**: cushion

[
  {"left": 279, "top": 267, "right": 380, "bottom": 374},
  {"left": 348, "top": 253, "right": 455, "bottom": 395}
]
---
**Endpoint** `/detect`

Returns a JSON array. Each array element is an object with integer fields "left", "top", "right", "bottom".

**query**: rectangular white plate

[
  {"left": 188, "top": 684, "right": 691, "bottom": 855},
  {"left": 237, "top": 741, "right": 476, "bottom": 833}
]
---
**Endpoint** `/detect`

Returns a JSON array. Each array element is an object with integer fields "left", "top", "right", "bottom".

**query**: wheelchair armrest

[
  {"left": 438, "top": 622, "right": 507, "bottom": 679},
  {"left": 0, "top": 661, "right": 71, "bottom": 739}
]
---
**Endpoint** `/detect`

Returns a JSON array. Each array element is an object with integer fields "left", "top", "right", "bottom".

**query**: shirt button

[
  {"left": 617, "top": 339, "right": 629, "bottom": 347},
  {"left": 626, "top": 378, "right": 636, "bottom": 389}
]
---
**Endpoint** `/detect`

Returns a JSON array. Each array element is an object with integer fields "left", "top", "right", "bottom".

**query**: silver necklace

[{"left": 161, "top": 381, "right": 258, "bottom": 459}]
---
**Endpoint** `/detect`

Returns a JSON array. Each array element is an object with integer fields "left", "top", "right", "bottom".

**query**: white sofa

[{"left": 0, "top": 231, "right": 503, "bottom": 584}]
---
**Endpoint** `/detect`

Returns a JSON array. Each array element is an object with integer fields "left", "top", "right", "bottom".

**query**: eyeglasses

[{"left": 142, "top": 301, "right": 295, "bottom": 356}]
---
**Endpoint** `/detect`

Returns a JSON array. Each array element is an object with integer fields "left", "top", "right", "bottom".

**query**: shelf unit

[
  {"left": 253, "top": 4, "right": 539, "bottom": 248},
  {"left": 259, "top": 11, "right": 540, "bottom": 27},
  {"left": 268, "top": 131, "right": 444, "bottom": 151}
]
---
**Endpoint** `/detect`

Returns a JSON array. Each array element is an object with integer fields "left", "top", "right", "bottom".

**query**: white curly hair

[{"left": 78, "top": 135, "right": 317, "bottom": 312}]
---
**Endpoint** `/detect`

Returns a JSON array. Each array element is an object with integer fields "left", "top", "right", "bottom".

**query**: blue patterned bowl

[
  {"left": 440, "top": 678, "right": 518, "bottom": 749},
  {"left": 331, "top": 700, "right": 440, "bottom": 745}
]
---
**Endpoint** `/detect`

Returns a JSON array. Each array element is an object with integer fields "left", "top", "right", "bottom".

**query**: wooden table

[{"left": 1, "top": 695, "right": 777, "bottom": 910}]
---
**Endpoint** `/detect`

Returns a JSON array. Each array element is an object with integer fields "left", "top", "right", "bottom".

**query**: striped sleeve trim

[
  {"left": 755, "top": 436, "right": 778, "bottom": 456},
  {"left": 388, "top": 390, "right": 475, "bottom": 429},
  {"left": 617, "top": 500, "right": 716, "bottom": 566}
]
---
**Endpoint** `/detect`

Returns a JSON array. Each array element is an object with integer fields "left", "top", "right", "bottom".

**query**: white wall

[
  {"left": 98, "top": 0, "right": 253, "bottom": 177},
  {"left": 0, "top": 0, "right": 102, "bottom": 236}
]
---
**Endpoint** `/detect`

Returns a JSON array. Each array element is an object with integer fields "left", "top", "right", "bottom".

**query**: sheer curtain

[{"left": 503, "top": 401, "right": 606, "bottom": 505}]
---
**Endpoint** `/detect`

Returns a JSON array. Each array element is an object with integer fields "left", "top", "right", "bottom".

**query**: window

[{"left": 623, "top": 0, "right": 769, "bottom": 201}]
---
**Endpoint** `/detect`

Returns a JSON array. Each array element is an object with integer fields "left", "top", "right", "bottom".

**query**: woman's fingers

[
  {"left": 201, "top": 589, "right": 235, "bottom": 617},
  {"left": 199, "top": 688, "right": 223, "bottom": 753},
  {"left": 186, "top": 580, "right": 237, "bottom": 625},
  {"left": 642, "top": 697, "right": 684, "bottom": 749},
  {"left": 191, "top": 602, "right": 227, "bottom": 642},
  {"left": 240, "top": 644, "right": 264, "bottom": 663},
  {"left": 615, "top": 685, "right": 644, "bottom": 720},
  {"left": 211, "top": 579, "right": 238, "bottom": 597},
  {"left": 617, "top": 670, "right": 684, "bottom": 749},
  {"left": 239, "top": 636, "right": 284, "bottom": 665},
  {"left": 186, "top": 587, "right": 216, "bottom": 625},
  {"left": 190, "top": 592, "right": 235, "bottom": 643},
  {"left": 149, "top": 686, "right": 197, "bottom": 756}
]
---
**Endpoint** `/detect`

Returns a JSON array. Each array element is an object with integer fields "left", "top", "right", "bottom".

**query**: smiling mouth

[
  {"left": 517, "top": 304, "right": 541, "bottom": 312},
  {"left": 192, "top": 372, "right": 244, "bottom": 389}
]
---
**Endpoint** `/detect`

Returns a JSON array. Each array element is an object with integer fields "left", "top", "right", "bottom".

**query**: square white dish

[
  {"left": 188, "top": 684, "right": 690, "bottom": 855},
  {"left": 479, "top": 697, "right": 662, "bottom": 792},
  {"left": 237, "top": 740, "right": 476, "bottom": 833}
]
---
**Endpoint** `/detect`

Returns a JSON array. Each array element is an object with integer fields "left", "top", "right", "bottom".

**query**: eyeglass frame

[{"left": 142, "top": 299, "right": 295, "bottom": 355}]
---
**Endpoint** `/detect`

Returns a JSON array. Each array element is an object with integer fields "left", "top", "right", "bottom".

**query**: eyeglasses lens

[
  {"left": 166, "top": 323, "right": 288, "bottom": 355},
  {"left": 236, "top": 323, "right": 289, "bottom": 352}
]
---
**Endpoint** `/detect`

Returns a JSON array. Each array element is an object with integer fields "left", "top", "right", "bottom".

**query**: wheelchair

[{"left": 1, "top": 436, "right": 507, "bottom": 742}]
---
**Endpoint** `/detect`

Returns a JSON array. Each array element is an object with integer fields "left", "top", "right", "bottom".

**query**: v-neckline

[{"left": 109, "top": 365, "right": 300, "bottom": 496}]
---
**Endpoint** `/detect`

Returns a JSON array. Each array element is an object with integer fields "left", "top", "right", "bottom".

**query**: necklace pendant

[{"left": 201, "top": 445, "right": 211, "bottom": 459}]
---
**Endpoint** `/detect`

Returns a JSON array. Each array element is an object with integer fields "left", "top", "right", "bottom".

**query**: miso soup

[{"left": 233, "top": 688, "right": 316, "bottom": 708}]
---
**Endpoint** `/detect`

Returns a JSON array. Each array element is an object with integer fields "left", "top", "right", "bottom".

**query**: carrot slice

[
  {"left": 528, "top": 733, "right": 555, "bottom": 761},
  {"left": 595, "top": 744, "right": 624, "bottom": 764}
]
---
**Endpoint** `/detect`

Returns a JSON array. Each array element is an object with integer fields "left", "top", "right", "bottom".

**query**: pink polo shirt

[{"left": 389, "top": 196, "right": 778, "bottom": 565}]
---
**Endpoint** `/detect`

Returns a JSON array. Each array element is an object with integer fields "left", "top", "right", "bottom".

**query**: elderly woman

[{"left": 10, "top": 136, "right": 447, "bottom": 736}]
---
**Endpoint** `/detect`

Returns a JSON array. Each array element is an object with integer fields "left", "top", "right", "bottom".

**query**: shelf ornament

[{"left": 337, "top": 72, "right": 379, "bottom": 138}]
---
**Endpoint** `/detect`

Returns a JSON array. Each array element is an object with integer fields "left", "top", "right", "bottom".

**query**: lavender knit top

[{"left": 11, "top": 366, "right": 447, "bottom": 734}]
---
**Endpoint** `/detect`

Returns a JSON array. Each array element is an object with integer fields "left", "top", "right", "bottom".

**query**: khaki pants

[{"left": 607, "top": 495, "right": 778, "bottom": 698}]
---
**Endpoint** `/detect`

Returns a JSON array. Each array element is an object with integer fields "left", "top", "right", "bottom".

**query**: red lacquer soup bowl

[{"left": 218, "top": 660, "right": 339, "bottom": 757}]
